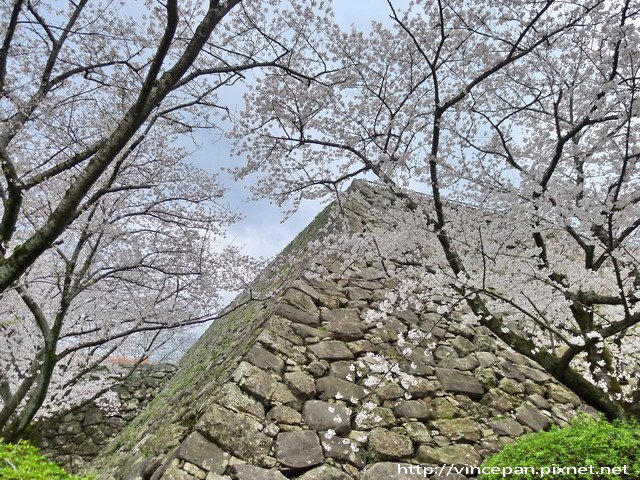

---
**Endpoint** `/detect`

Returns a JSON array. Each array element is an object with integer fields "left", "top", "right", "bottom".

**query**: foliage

[
  {"left": 480, "top": 417, "right": 640, "bottom": 480},
  {"left": 0, "top": 0, "right": 329, "bottom": 440},
  {"left": 0, "top": 441, "right": 89, "bottom": 480},
  {"left": 233, "top": 0, "right": 640, "bottom": 418}
]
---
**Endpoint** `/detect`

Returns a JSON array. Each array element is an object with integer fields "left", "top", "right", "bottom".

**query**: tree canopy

[{"left": 233, "top": 0, "right": 640, "bottom": 419}]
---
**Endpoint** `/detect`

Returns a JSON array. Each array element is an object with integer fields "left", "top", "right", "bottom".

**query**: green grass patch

[
  {"left": 480, "top": 416, "right": 640, "bottom": 479},
  {"left": 0, "top": 441, "right": 90, "bottom": 480}
]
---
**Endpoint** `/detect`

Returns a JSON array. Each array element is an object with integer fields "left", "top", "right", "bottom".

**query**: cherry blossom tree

[
  {"left": 0, "top": 0, "right": 332, "bottom": 440},
  {"left": 233, "top": 0, "right": 640, "bottom": 419}
]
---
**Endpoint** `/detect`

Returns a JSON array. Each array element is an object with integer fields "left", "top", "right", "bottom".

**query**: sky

[{"left": 183, "top": 0, "right": 410, "bottom": 261}]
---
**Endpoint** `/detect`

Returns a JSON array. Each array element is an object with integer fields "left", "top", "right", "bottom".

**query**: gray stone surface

[
  {"left": 489, "top": 418, "right": 525, "bottom": 437},
  {"left": 284, "top": 371, "right": 316, "bottom": 399},
  {"left": 229, "top": 464, "right": 288, "bottom": 480},
  {"left": 246, "top": 345, "right": 286, "bottom": 376},
  {"left": 515, "top": 403, "right": 551, "bottom": 432},
  {"left": 361, "top": 463, "right": 415, "bottom": 480},
  {"left": 367, "top": 428, "right": 413, "bottom": 460},
  {"left": 309, "top": 341, "right": 355, "bottom": 360},
  {"left": 316, "top": 377, "right": 366, "bottom": 400},
  {"left": 197, "top": 405, "right": 272, "bottom": 465},
  {"left": 275, "top": 431, "right": 324, "bottom": 469},
  {"left": 435, "top": 368, "right": 485, "bottom": 398},
  {"left": 176, "top": 432, "right": 229, "bottom": 474},
  {"left": 393, "top": 400, "right": 429, "bottom": 420},
  {"left": 274, "top": 303, "right": 319, "bottom": 326},
  {"left": 214, "top": 383, "right": 265, "bottom": 418},
  {"left": 431, "top": 418, "right": 483, "bottom": 442},
  {"left": 303, "top": 400, "right": 351, "bottom": 433},
  {"left": 417, "top": 444, "right": 482, "bottom": 466},
  {"left": 297, "top": 464, "right": 354, "bottom": 480}
]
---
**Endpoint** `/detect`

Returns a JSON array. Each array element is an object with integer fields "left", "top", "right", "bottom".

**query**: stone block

[
  {"left": 367, "top": 428, "right": 413, "bottom": 460},
  {"left": 435, "top": 368, "right": 485, "bottom": 398},
  {"left": 275, "top": 431, "right": 323, "bottom": 469},
  {"left": 303, "top": 400, "right": 351, "bottom": 433}
]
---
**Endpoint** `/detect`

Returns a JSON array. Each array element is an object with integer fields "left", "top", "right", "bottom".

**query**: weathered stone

[
  {"left": 297, "top": 464, "right": 354, "bottom": 480},
  {"left": 577, "top": 404, "right": 600, "bottom": 418},
  {"left": 283, "top": 288, "right": 318, "bottom": 313},
  {"left": 197, "top": 405, "right": 272, "bottom": 465},
  {"left": 426, "top": 398, "right": 459, "bottom": 420},
  {"left": 274, "top": 303, "right": 319, "bottom": 326},
  {"left": 177, "top": 432, "right": 229, "bottom": 474},
  {"left": 498, "top": 377, "right": 525, "bottom": 395},
  {"left": 476, "top": 351, "right": 499, "bottom": 367},
  {"left": 359, "top": 266, "right": 387, "bottom": 281},
  {"left": 354, "top": 407, "right": 396, "bottom": 430},
  {"left": 528, "top": 393, "right": 550, "bottom": 409},
  {"left": 158, "top": 461, "right": 193, "bottom": 480},
  {"left": 316, "top": 377, "right": 366, "bottom": 401},
  {"left": 498, "top": 361, "right": 526, "bottom": 382},
  {"left": 267, "top": 317, "right": 304, "bottom": 346},
  {"left": 267, "top": 405, "right": 302, "bottom": 425},
  {"left": 450, "top": 336, "right": 476, "bottom": 355},
  {"left": 236, "top": 363, "right": 278, "bottom": 404},
  {"left": 347, "top": 340, "right": 378, "bottom": 355},
  {"left": 309, "top": 341, "right": 354, "bottom": 360},
  {"left": 183, "top": 461, "right": 207, "bottom": 478},
  {"left": 245, "top": 345, "right": 285, "bottom": 376},
  {"left": 275, "top": 431, "right": 323, "bottom": 469},
  {"left": 271, "top": 383, "right": 298, "bottom": 406},
  {"left": 303, "top": 400, "right": 351, "bottom": 434},
  {"left": 375, "top": 383, "right": 404, "bottom": 400},
  {"left": 435, "top": 369, "right": 485, "bottom": 398},
  {"left": 298, "top": 465, "right": 353, "bottom": 480},
  {"left": 229, "top": 464, "right": 287, "bottom": 480},
  {"left": 403, "top": 422, "right": 433, "bottom": 444},
  {"left": 321, "top": 308, "right": 360, "bottom": 324},
  {"left": 346, "top": 286, "right": 371, "bottom": 302},
  {"left": 524, "top": 381, "right": 546, "bottom": 396},
  {"left": 489, "top": 418, "right": 524, "bottom": 437},
  {"left": 367, "top": 428, "right": 413, "bottom": 460},
  {"left": 417, "top": 444, "right": 481, "bottom": 466},
  {"left": 547, "top": 384, "right": 581, "bottom": 406},
  {"left": 394, "top": 400, "right": 429, "bottom": 420},
  {"left": 124, "top": 457, "right": 164, "bottom": 480},
  {"left": 406, "top": 378, "right": 439, "bottom": 398},
  {"left": 257, "top": 330, "right": 307, "bottom": 364},
  {"left": 214, "top": 383, "right": 265, "bottom": 419},
  {"left": 515, "top": 403, "right": 551, "bottom": 432},
  {"left": 475, "top": 368, "right": 498, "bottom": 389},
  {"left": 433, "top": 345, "right": 457, "bottom": 361},
  {"left": 502, "top": 350, "right": 531, "bottom": 366},
  {"left": 361, "top": 463, "right": 415, "bottom": 480},
  {"left": 325, "top": 321, "right": 364, "bottom": 341},
  {"left": 437, "top": 355, "right": 479, "bottom": 371},
  {"left": 328, "top": 361, "right": 355, "bottom": 380},
  {"left": 520, "top": 365, "right": 551, "bottom": 383},
  {"left": 82, "top": 409, "right": 103, "bottom": 427},
  {"left": 291, "top": 324, "right": 331, "bottom": 340},
  {"left": 403, "top": 347, "right": 434, "bottom": 375},
  {"left": 307, "top": 360, "right": 329, "bottom": 377},
  {"left": 482, "top": 388, "right": 515, "bottom": 413},
  {"left": 320, "top": 434, "right": 365, "bottom": 468},
  {"left": 474, "top": 335, "right": 497, "bottom": 352},
  {"left": 284, "top": 371, "right": 316, "bottom": 399},
  {"left": 431, "top": 418, "right": 482, "bottom": 442}
]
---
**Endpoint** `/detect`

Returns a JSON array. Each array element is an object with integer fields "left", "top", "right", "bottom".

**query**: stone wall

[
  {"left": 31, "top": 363, "right": 176, "bottom": 472},
  {"left": 89, "top": 181, "right": 601, "bottom": 480}
]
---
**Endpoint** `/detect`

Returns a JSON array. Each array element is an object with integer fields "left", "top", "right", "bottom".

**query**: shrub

[
  {"left": 480, "top": 416, "right": 640, "bottom": 480},
  {"left": 0, "top": 441, "right": 89, "bottom": 480}
]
